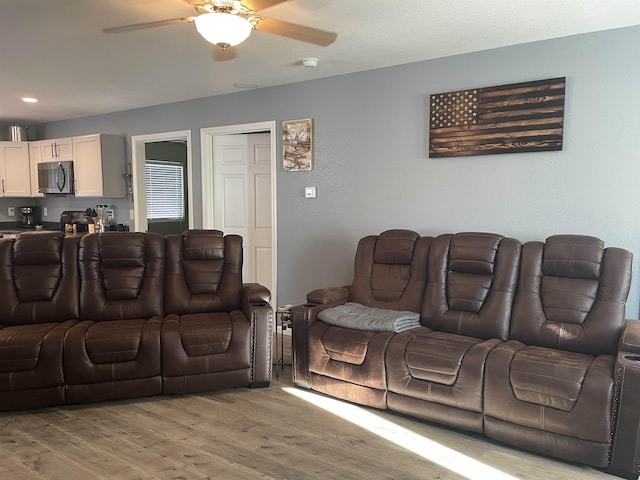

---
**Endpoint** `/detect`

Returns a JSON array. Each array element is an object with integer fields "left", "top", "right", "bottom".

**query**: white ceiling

[{"left": 2, "top": 0, "right": 639, "bottom": 125}]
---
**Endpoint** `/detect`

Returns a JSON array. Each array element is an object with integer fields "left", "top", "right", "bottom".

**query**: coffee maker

[{"left": 19, "top": 206, "right": 40, "bottom": 227}]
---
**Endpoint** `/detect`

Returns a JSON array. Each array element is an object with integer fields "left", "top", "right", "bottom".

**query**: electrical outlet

[
  {"left": 8, "top": 207, "right": 15, "bottom": 217},
  {"left": 129, "top": 209, "right": 135, "bottom": 220},
  {"left": 43, "top": 207, "right": 48, "bottom": 217}
]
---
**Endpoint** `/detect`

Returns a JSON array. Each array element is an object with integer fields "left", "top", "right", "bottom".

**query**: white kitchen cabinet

[
  {"left": 41, "top": 137, "right": 73, "bottom": 162},
  {"left": 0, "top": 141, "right": 31, "bottom": 197},
  {"left": 29, "top": 141, "right": 44, "bottom": 197},
  {"left": 73, "top": 134, "right": 126, "bottom": 198}
]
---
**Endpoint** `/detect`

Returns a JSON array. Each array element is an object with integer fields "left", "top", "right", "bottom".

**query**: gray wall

[{"left": 28, "top": 25, "right": 640, "bottom": 316}]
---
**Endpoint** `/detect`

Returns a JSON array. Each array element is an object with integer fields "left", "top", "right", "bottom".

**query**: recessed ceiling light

[
  {"left": 21, "top": 97, "right": 38, "bottom": 103},
  {"left": 233, "top": 82, "right": 259, "bottom": 89}
]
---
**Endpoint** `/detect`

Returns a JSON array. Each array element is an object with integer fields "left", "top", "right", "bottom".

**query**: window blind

[{"left": 145, "top": 161, "right": 184, "bottom": 220}]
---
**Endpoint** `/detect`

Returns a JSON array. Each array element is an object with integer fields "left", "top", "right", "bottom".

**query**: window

[{"left": 145, "top": 161, "right": 184, "bottom": 221}]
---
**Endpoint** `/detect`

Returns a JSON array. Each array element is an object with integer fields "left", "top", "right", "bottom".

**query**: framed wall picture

[{"left": 282, "top": 118, "right": 313, "bottom": 171}]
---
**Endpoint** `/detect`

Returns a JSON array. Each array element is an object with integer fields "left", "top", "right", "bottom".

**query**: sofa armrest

[
  {"left": 307, "top": 285, "right": 350, "bottom": 305},
  {"left": 609, "top": 350, "right": 640, "bottom": 479},
  {"left": 291, "top": 288, "right": 350, "bottom": 389},
  {"left": 242, "top": 283, "right": 271, "bottom": 309},
  {"left": 242, "top": 283, "right": 273, "bottom": 388},
  {"left": 619, "top": 319, "right": 640, "bottom": 354}
]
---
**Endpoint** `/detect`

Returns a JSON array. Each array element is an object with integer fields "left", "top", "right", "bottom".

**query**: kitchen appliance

[
  {"left": 19, "top": 206, "right": 40, "bottom": 227},
  {"left": 60, "top": 210, "right": 91, "bottom": 232},
  {"left": 38, "top": 161, "right": 74, "bottom": 194}
]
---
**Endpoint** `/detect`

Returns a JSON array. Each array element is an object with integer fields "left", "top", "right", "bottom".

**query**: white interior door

[{"left": 213, "top": 133, "right": 273, "bottom": 294}]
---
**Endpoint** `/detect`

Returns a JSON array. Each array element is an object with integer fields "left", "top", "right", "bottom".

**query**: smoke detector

[{"left": 301, "top": 57, "right": 319, "bottom": 67}]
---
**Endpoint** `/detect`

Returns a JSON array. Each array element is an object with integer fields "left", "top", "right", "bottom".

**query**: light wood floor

[{"left": 0, "top": 335, "right": 627, "bottom": 480}]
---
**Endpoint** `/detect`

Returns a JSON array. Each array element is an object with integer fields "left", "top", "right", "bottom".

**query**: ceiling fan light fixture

[{"left": 194, "top": 12, "right": 252, "bottom": 49}]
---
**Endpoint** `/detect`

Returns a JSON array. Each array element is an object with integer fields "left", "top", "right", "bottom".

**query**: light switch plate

[{"left": 304, "top": 186, "right": 316, "bottom": 199}]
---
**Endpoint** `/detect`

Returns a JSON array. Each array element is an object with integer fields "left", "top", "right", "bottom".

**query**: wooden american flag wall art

[{"left": 428, "top": 77, "right": 566, "bottom": 158}]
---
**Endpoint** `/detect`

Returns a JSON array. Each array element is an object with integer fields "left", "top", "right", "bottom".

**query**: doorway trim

[
  {"left": 131, "top": 130, "right": 193, "bottom": 233},
  {"left": 200, "top": 121, "right": 278, "bottom": 306}
]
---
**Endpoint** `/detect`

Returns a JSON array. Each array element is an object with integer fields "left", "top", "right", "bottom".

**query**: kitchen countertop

[
  {"left": 0, "top": 222, "right": 60, "bottom": 231},
  {"left": 0, "top": 222, "right": 61, "bottom": 238},
  {"left": 0, "top": 230, "right": 90, "bottom": 239},
  {"left": 0, "top": 222, "right": 128, "bottom": 238}
]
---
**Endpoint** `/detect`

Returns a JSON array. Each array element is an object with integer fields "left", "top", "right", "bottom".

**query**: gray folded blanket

[{"left": 318, "top": 302, "right": 421, "bottom": 333}]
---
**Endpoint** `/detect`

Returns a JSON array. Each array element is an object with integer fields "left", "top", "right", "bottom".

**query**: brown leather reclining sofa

[
  {"left": 292, "top": 229, "right": 640, "bottom": 479},
  {"left": 0, "top": 229, "right": 272, "bottom": 412}
]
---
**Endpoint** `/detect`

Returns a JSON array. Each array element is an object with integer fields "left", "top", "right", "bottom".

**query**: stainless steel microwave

[{"left": 38, "top": 161, "right": 74, "bottom": 194}]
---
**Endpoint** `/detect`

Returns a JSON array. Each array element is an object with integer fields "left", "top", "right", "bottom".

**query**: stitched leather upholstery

[
  {"left": 509, "top": 235, "right": 632, "bottom": 355},
  {"left": 483, "top": 235, "right": 633, "bottom": 467},
  {"left": 307, "top": 229, "right": 432, "bottom": 408},
  {"left": 0, "top": 229, "right": 273, "bottom": 411},
  {"left": 0, "top": 232, "right": 79, "bottom": 410},
  {"left": 386, "top": 233, "right": 521, "bottom": 433},
  {"left": 162, "top": 230, "right": 252, "bottom": 394},
  {"left": 292, "top": 231, "right": 635, "bottom": 474},
  {"left": 65, "top": 232, "right": 165, "bottom": 403}
]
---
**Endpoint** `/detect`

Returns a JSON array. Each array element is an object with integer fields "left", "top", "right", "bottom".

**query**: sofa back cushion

[
  {"left": 350, "top": 229, "right": 431, "bottom": 312},
  {"left": 79, "top": 232, "right": 165, "bottom": 320},
  {"left": 510, "top": 235, "right": 632, "bottom": 355},
  {"left": 421, "top": 232, "right": 521, "bottom": 340},
  {"left": 0, "top": 232, "right": 79, "bottom": 325},
  {"left": 164, "top": 230, "right": 243, "bottom": 314}
]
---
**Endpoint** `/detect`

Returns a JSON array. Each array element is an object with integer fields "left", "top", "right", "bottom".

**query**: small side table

[{"left": 274, "top": 305, "right": 292, "bottom": 376}]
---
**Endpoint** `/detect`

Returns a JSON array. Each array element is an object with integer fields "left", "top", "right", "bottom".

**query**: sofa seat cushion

[
  {"left": 0, "top": 321, "right": 75, "bottom": 391},
  {"left": 63, "top": 318, "right": 162, "bottom": 385},
  {"left": 308, "top": 321, "right": 394, "bottom": 391},
  {"left": 162, "top": 311, "right": 251, "bottom": 377},
  {"left": 509, "top": 346, "right": 591, "bottom": 411},
  {"left": 404, "top": 331, "right": 484, "bottom": 385},
  {"left": 321, "top": 324, "right": 376, "bottom": 365},
  {"left": 0, "top": 324, "right": 46, "bottom": 372},
  {"left": 386, "top": 327, "right": 501, "bottom": 414},
  {"left": 178, "top": 313, "right": 233, "bottom": 356},
  {"left": 85, "top": 320, "right": 146, "bottom": 364},
  {"left": 484, "top": 340, "right": 615, "bottom": 443}
]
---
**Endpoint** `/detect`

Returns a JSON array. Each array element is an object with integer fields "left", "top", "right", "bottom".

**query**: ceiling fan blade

[
  {"left": 254, "top": 17, "right": 337, "bottom": 46},
  {"left": 242, "top": 0, "right": 289, "bottom": 11},
  {"left": 103, "top": 17, "right": 194, "bottom": 34}
]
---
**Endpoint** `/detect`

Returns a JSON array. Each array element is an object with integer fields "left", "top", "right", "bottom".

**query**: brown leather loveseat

[
  {"left": 0, "top": 229, "right": 272, "bottom": 411},
  {"left": 292, "top": 229, "right": 639, "bottom": 479}
]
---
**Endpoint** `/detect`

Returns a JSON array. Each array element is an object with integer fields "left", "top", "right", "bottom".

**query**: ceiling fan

[{"left": 103, "top": 0, "right": 337, "bottom": 51}]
